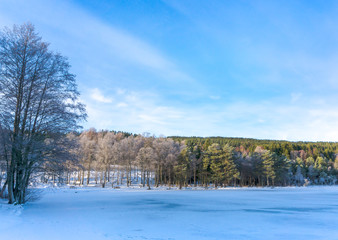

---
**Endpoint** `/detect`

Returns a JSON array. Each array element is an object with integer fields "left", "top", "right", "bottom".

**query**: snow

[{"left": 1, "top": 186, "right": 338, "bottom": 240}]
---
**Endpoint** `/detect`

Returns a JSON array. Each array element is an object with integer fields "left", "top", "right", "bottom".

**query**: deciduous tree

[{"left": 0, "top": 24, "right": 86, "bottom": 203}]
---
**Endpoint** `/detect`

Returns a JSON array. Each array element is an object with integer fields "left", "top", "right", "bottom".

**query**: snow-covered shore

[{"left": 1, "top": 186, "right": 338, "bottom": 239}]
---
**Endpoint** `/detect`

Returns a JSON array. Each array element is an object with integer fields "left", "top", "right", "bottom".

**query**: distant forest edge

[
  {"left": 2, "top": 128, "right": 338, "bottom": 202},
  {"left": 169, "top": 135, "right": 338, "bottom": 160},
  {"left": 169, "top": 135, "right": 338, "bottom": 186},
  {"left": 37, "top": 129, "right": 338, "bottom": 189}
]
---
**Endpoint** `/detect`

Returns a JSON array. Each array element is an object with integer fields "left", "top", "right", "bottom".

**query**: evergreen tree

[
  {"left": 222, "top": 144, "right": 239, "bottom": 186},
  {"left": 206, "top": 144, "right": 224, "bottom": 188},
  {"left": 262, "top": 151, "right": 276, "bottom": 186}
]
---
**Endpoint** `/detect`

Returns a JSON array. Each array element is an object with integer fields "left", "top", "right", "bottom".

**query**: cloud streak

[
  {"left": 82, "top": 87, "right": 338, "bottom": 141},
  {"left": 90, "top": 88, "right": 113, "bottom": 103},
  {"left": 1, "top": 0, "right": 194, "bottom": 84}
]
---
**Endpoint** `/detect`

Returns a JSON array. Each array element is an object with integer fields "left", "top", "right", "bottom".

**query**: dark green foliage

[{"left": 168, "top": 136, "right": 338, "bottom": 187}]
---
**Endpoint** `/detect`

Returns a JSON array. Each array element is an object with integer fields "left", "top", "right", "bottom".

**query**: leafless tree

[
  {"left": 153, "top": 138, "right": 181, "bottom": 187},
  {"left": 96, "top": 131, "right": 116, "bottom": 187},
  {"left": 79, "top": 129, "right": 97, "bottom": 185},
  {"left": 136, "top": 147, "right": 156, "bottom": 189},
  {"left": 0, "top": 23, "right": 86, "bottom": 204}
]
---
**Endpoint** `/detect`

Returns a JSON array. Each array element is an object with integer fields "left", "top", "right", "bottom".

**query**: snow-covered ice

[{"left": 1, "top": 186, "right": 338, "bottom": 240}]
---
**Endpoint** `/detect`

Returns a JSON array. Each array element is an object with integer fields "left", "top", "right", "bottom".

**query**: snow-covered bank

[{"left": 1, "top": 186, "right": 338, "bottom": 240}]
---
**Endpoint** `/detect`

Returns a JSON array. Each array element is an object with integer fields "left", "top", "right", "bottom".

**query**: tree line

[
  {"left": 2, "top": 125, "right": 338, "bottom": 203},
  {"left": 172, "top": 136, "right": 338, "bottom": 186},
  {"left": 29, "top": 129, "right": 338, "bottom": 191}
]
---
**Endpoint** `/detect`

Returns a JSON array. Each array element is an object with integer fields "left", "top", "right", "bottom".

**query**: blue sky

[{"left": 1, "top": 0, "right": 338, "bottom": 141}]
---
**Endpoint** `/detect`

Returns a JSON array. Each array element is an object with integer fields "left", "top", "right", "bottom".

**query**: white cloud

[
  {"left": 90, "top": 88, "right": 113, "bottom": 103},
  {"left": 82, "top": 87, "right": 338, "bottom": 141},
  {"left": 116, "top": 102, "right": 128, "bottom": 108}
]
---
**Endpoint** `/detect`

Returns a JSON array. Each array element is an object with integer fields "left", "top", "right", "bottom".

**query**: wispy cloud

[
  {"left": 83, "top": 89, "right": 186, "bottom": 134},
  {"left": 0, "top": 0, "right": 195, "bottom": 85},
  {"left": 82, "top": 87, "right": 338, "bottom": 141},
  {"left": 116, "top": 102, "right": 128, "bottom": 108},
  {"left": 90, "top": 88, "right": 113, "bottom": 103}
]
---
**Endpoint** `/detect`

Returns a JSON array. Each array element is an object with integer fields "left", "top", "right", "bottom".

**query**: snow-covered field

[{"left": 1, "top": 186, "right": 338, "bottom": 240}]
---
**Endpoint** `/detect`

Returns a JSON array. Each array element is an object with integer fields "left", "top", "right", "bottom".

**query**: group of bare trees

[{"left": 58, "top": 129, "right": 183, "bottom": 190}]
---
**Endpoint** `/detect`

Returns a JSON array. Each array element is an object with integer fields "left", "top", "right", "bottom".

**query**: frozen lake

[{"left": 1, "top": 186, "right": 338, "bottom": 239}]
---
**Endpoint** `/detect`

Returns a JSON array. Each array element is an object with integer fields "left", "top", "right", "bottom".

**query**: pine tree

[
  {"left": 206, "top": 144, "right": 224, "bottom": 188},
  {"left": 222, "top": 144, "right": 239, "bottom": 186},
  {"left": 262, "top": 151, "right": 276, "bottom": 186}
]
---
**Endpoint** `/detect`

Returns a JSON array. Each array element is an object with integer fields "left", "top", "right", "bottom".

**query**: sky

[{"left": 1, "top": 0, "right": 338, "bottom": 141}]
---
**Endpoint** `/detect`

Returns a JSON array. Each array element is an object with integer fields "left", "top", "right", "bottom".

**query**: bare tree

[
  {"left": 79, "top": 129, "right": 97, "bottom": 185},
  {"left": 153, "top": 138, "right": 181, "bottom": 187},
  {"left": 96, "top": 131, "right": 116, "bottom": 188},
  {"left": 136, "top": 147, "right": 156, "bottom": 189},
  {"left": 63, "top": 132, "right": 81, "bottom": 185},
  {"left": 0, "top": 24, "right": 86, "bottom": 204}
]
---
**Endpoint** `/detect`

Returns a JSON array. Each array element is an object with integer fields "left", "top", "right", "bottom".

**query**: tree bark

[{"left": 0, "top": 180, "right": 8, "bottom": 198}]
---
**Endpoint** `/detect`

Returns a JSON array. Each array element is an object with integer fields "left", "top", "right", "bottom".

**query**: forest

[{"left": 3, "top": 128, "right": 336, "bottom": 195}]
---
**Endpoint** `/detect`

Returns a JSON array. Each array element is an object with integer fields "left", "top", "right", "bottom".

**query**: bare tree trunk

[
  {"left": 0, "top": 180, "right": 7, "bottom": 198},
  {"left": 100, "top": 171, "right": 104, "bottom": 184},
  {"left": 102, "top": 168, "right": 107, "bottom": 188},
  {"left": 116, "top": 169, "right": 120, "bottom": 185},
  {"left": 81, "top": 171, "right": 84, "bottom": 185},
  {"left": 107, "top": 164, "right": 110, "bottom": 183},
  {"left": 126, "top": 168, "right": 130, "bottom": 187},
  {"left": 86, "top": 168, "right": 90, "bottom": 185},
  {"left": 193, "top": 168, "right": 197, "bottom": 187},
  {"left": 156, "top": 165, "right": 160, "bottom": 187},
  {"left": 129, "top": 164, "right": 132, "bottom": 186},
  {"left": 160, "top": 165, "right": 163, "bottom": 186},
  {"left": 147, "top": 171, "right": 150, "bottom": 190},
  {"left": 168, "top": 168, "right": 171, "bottom": 189},
  {"left": 7, "top": 160, "right": 15, "bottom": 203},
  {"left": 111, "top": 166, "right": 115, "bottom": 187}
]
